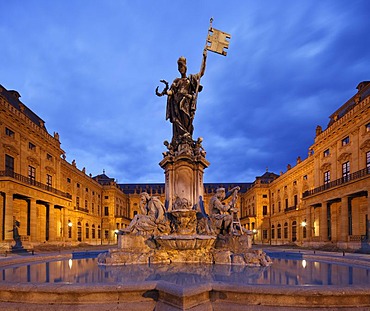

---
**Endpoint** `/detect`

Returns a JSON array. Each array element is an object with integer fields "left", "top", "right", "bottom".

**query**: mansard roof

[
  {"left": 327, "top": 81, "right": 370, "bottom": 127},
  {"left": 93, "top": 173, "right": 115, "bottom": 185},
  {"left": 117, "top": 182, "right": 253, "bottom": 195},
  {"left": 0, "top": 84, "right": 47, "bottom": 131},
  {"left": 258, "top": 171, "right": 280, "bottom": 181}
]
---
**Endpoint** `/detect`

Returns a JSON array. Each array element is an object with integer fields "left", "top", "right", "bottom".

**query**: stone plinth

[{"left": 159, "top": 153, "right": 209, "bottom": 211}]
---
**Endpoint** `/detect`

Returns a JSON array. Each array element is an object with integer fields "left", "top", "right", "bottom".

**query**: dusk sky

[{"left": 2, "top": 1, "right": 370, "bottom": 184}]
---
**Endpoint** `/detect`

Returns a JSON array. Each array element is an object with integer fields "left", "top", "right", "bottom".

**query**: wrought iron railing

[
  {"left": 284, "top": 205, "right": 297, "bottom": 213},
  {"left": 0, "top": 170, "right": 72, "bottom": 199},
  {"left": 76, "top": 206, "right": 89, "bottom": 213},
  {"left": 303, "top": 167, "right": 370, "bottom": 198}
]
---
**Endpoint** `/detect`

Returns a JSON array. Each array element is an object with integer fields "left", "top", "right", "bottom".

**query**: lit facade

[
  {"left": 242, "top": 81, "right": 370, "bottom": 249},
  {"left": 1, "top": 81, "right": 369, "bottom": 250}
]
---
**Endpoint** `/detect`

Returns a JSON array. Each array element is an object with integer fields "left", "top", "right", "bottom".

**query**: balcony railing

[
  {"left": 76, "top": 206, "right": 89, "bottom": 213},
  {"left": 284, "top": 205, "right": 297, "bottom": 213},
  {"left": 0, "top": 170, "right": 72, "bottom": 199},
  {"left": 303, "top": 167, "right": 370, "bottom": 198}
]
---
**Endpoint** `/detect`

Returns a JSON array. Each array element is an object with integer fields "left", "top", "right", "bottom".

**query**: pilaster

[
  {"left": 4, "top": 192, "right": 14, "bottom": 241},
  {"left": 319, "top": 203, "right": 328, "bottom": 241},
  {"left": 48, "top": 204, "right": 56, "bottom": 241},
  {"left": 29, "top": 198, "right": 37, "bottom": 242},
  {"left": 340, "top": 196, "right": 349, "bottom": 242}
]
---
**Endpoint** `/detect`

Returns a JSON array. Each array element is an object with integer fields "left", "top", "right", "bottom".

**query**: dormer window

[
  {"left": 342, "top": 136, "right": 350, "bottom": 146},
  {"left": 28, "top": 142, "right": 36, "bottom": 150},
  {"left": 366, "top": 123, "right": 370, "bottom": 132},
  {"left": 323, "top": 149, "right": 330, "bottom": 157},
  {"left": 5, "top": 127, "right": 14, "bottom": 137}
]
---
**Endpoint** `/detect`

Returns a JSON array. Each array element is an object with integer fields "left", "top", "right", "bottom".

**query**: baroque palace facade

[{"left": 1, "top": 82, "right": 369, "bottom": 250}]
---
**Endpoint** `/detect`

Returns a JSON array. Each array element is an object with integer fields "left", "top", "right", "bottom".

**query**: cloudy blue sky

[{"left": 1, "top": 1, "right": 370, "bottom": 183}]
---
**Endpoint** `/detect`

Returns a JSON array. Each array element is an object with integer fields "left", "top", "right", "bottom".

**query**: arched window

[
  {"left": 92, "top": 224, "right": 96, "bottom": 239},
  {"left": 292, "top": 221, "right": 297, "bottom": 242},
  {"left": 277, "top": 224, "right": 281, "bottom": 239},
  {"left": 77, "top": 222, "right": 82, "bottom": 242},
  {"left": 85, "top": 223, "right": 89, "bottom": 239},
  {"left": 284, "top": 222, "right": 288, "bottom": 239}
]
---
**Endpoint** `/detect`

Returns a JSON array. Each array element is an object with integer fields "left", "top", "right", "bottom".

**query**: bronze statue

[
  {"left": 9, "top": 220, "right": 23, "bottom": 249},
  {"left": 156, "top": 50, "right": 207, "bottom": 147}
]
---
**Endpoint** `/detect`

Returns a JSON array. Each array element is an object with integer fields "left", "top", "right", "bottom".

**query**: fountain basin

[
  {"left": 0, "top": 251, "right": 369, "bottom": 310},
  {"left": 155, "top": 234, "right": 216, "bottom": 250}
]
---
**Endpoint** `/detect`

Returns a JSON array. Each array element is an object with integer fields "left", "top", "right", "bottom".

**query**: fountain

[
  {"left": 98, "top": 20, "right": 271, "bottom": 268},
  {"left": 0, "top": 20, "right": 369, "bottom": 311}
]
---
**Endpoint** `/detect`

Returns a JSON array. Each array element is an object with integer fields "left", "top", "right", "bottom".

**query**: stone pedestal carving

[{"left": 159, "top": 142, "right": 209, "bottom": 212}]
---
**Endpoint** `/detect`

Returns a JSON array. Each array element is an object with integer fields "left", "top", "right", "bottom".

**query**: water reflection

[{"left": 0, "top": 257, "right": 369, "bottom": 286}]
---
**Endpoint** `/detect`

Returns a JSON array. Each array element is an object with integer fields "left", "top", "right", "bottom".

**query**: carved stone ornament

[
  {"left": 320, "top": 162, "right": 331, "bottom": 172},
  {"left": 360, "top": 139, "right": 370, "bottom": 151},
  {"left": 3, "top": 143, "right": 19, "bottom": 156},
  {"left": 337, "top": 152, "right": 351, "bottom": 163},
  {"left": 27, "top": 156, "right": 40, "bottom": 166},
  {"left": 45, "top": 166, "right": 56, "bottom": 174}
]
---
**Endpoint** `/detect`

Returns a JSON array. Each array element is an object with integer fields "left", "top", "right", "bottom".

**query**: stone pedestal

[{"left": 159, "top": 153, "right": 209, "bottom": 212}]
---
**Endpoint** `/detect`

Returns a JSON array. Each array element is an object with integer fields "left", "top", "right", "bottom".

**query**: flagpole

[{"left": 192, "top": 18, "right": 213, "bottom": 118}]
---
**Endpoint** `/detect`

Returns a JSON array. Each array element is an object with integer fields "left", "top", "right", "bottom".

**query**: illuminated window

[
  {"left": 342, "top": 136, "right": 350, "bottom": 146},
  {"left": 342, "top": 161, "right": 350, "bottom": 180},
  {"left": 28, "top": 166, "right": 36, "bottom": 182},
  {"left": 324, "top": 171, "right": 330, "bottom": 184},
  {"left": 46, "top": 174, "right": 52, "bottom": 187}
]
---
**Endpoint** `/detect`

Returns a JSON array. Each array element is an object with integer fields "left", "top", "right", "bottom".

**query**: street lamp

[{"left": 252, "top": 229, "right": 257, "bottom": 245}]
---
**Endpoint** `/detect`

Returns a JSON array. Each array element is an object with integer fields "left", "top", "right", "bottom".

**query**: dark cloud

[{"left": 1, "top": 0, "right": 369, "bottom": 183}]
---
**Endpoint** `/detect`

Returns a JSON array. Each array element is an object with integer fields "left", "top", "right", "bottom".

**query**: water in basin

[{"left": 1, "top": 256, "right": 369, "bottom": 286}]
